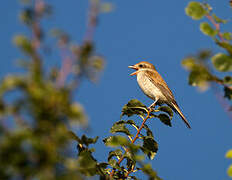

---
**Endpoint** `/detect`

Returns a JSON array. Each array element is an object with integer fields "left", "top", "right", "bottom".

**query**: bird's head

[{"left": 128, "top": 61, "right": 156, "bottom": 76}]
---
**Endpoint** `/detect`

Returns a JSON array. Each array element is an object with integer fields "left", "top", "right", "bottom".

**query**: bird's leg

[{"left": 148, "top": 99, "right": 158, "bottom": 110}]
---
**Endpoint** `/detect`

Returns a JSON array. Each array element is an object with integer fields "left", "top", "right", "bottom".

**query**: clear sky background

[{"left": 1, "top": 1, "right": 232, "bottom": 180}]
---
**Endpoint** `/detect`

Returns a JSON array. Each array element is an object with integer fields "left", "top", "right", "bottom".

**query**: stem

[
  {"left": 109, "top": 108, "right": 152, "bottom": 179},
  {"left": 205, "top": 14, "right": 225, "bottom": 42}
]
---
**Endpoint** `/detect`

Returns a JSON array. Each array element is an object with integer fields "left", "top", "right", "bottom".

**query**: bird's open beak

[{"left": 128, "top": 65, "right": 138, "bottom": 76}]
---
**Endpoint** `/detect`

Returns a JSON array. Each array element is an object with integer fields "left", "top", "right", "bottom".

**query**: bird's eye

[{"left": 139, "top": 64, "right": 143, "bottom": 68}]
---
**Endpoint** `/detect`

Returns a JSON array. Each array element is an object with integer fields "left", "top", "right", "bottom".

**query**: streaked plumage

[{"left": 129, "top": 61, "right": 191, "bottom": 129}]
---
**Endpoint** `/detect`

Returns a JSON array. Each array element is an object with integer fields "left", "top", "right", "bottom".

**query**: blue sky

[{"left": 1, "top": 0, "right": 232, "bottom": 179}]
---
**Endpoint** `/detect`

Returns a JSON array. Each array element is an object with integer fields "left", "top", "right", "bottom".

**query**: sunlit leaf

[
  {"left": 185, "top": 2, "right": 206, "bottom": 20},
  {"left": 226, "top": 150, "right": 232, "bottom": 158},
  {"left": 13, "top": 35, "right": 34, "bottom": 56},
  {"left": 182, "top": 57, "right": 196, "bottom": 70},
  {"left": 141, "top": 163, "right": 162, "bottom": 180},
  {"left": 212, "top": 14, "right": 227, "bottom": 24},
  {"left": 223, "top": 32, "right": 232, "bottom": 41},
  {"left": 103, "top": 135, "right": 128, "bottom": 147},
  {"left": 211, "top": 53, "right": 232, "bottom": 72},
  {"left": 200, "top": 22, "right": 217, "bottom": 37},
  {"left": 228, "top": 165, "right": 232, "bottom": 177}
]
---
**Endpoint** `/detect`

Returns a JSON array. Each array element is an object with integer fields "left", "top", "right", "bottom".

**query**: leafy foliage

[
  {"left": 184, "top": 1, "right": 232, "bottom": 178},
  {"left": 102, "top": 99, "right": 175, "bottom": 179},
  {"left": 0, "top": 0, "right": 105, "bottom": 179}
]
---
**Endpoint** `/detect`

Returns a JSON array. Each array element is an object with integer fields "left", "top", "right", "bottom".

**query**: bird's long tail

[{"left": 170, "top": 102, "right": 191, "bottom": 129}]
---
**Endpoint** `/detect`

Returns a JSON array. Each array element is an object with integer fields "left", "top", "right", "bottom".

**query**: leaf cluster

[
  {"left": 183, "top": 2, "right": 232, "bottom": 99},
  {"left": 100, "top": 99, "right": 173, "bottom": 179}
]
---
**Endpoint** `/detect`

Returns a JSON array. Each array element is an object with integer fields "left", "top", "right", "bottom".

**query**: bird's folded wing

[{"left": 145, "top": 70, "right": 175, "bottom": 104}]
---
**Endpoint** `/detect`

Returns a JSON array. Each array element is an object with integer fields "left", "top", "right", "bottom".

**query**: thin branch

[
  {"left": 205, "top": 14, "right": 225, "bottom": 42},
  {"left": 57, "top": 0, "right": 100, "bottom": 87},
  {"left": 109, "top": 108, "right": 152, "bottom": 179},
  {"left": 84, "top": 0, "right": 99, "bottom": 43}
]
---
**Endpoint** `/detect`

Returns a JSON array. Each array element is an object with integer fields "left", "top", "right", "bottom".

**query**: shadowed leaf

[
  {"left": 108, "top": 149, "right": 123, "bottom": 161},
  {"left": 121, "top": 99, "right": 147, "bottom": 117},
  {"left": 110, "top": 120, "right": 132, "bottom": 136},
  {"left": 158, "top": 114, "right": 172, "bottom": 127},
  {"left": 158, "top": 106, "right": 173, "bottom": 119},
  {"left": 141, "top": 137, "right": 158, "bottom": 160}
]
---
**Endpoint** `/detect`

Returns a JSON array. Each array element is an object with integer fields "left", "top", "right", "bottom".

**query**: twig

[
  {"left": 109, "top": 108, "right": 152, "bottom": 179},
  {"left": 56, "top": 0, "right": 100, "bottom": 87},
  {"left": 84, "top": 0, "right": 99, "bottom": 43},
  {"left": 205, "top": 14, "right": 225, "bottom": 42}
]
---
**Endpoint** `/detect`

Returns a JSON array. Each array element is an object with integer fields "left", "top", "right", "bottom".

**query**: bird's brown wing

[
  {"left": 145, "top": 70, "right": 175, "bottom": 104},
  {"left": 145, "top": 70, "right": 191, "bottom": 128}
]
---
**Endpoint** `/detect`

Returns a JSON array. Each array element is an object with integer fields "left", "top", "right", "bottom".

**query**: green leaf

[
  {"left": 226, "top": 150, "right": 232, "bottom": 158},
  {"left": 216, "top": 42, "right": 232, "bottom": 55},
  {"left": 126, "top": 120, "right": 139, "bottom": 130},
  {"left": 185, "top": 2, "right": 206, "bottom": 20},
  {"left": 211, "top": 53, "right": 232, "bottom": 72},
  {"left": 228, "top": 165, "right": 232, "bottom": 177},
  {"left": 223, "top": 32, "right": 232, "bottom": 41},
  {"left": 141, "top": 163, "right": 162, "bottom": 180},
  {"left": 224, "top": 76, "right": 232, "bottom": 85},
  {"left": 224, "top": 87, "right": 232, "bottom": 100},
  {"left": 121, "top": 99, "right": 147, "bottom": 117},
  {"left": 77, "top": 150, "right": 98, "bottom": 176},
  {"left": 158, "top": 106, "right": 173, "bottom": 119},
  {"left": 212, "top": 14, "right": 227, "bottom": 24},
  {"left": 198, "top": 50, "right": 212, "bottom": 60},
  {"left": 0, "top": 75, "right": 27, "bottom": 96},
  {"left": 20, "top": 9, "right": 34, "bottom": 25},
  {"left": 188, "top": 66, "right": 213, "bottom": 87},
  {"left": 108, "top": 149, "right": 123, "bottom": 161},
  {"left": 103, "top": 135, "right": 128, "bottom": 147},
  {"left": 13, "top": 35, "right": 34, "bottom": 56},
  {"left": 110, "top": 121, "right": 132, "bottom": 136},
  {"left": 200, "top": 22, "right": 217, "bottom": 37},
  {"left": 96, "top": 162, "right": 109, "bottom": 176},
  {"left": 141, "top": 137, "right": 158, "bottom": 160},
  {"left": 182, "top": 57, "right": 196, "bottom": 70},
  {"left": 68, "top": 131, "right": 81, "bottom": 142},
  {"left": 143, "top": 124, "right": 154, "bottom": 138},
  {"left": 81, "top": 135, "right": 99, "bottom": 146},
  {"left": 108, "top": 159, "right": 121, "bottom": 170},
  {"left": 158, "top": 114, "right": 172, "bottom": 127}
]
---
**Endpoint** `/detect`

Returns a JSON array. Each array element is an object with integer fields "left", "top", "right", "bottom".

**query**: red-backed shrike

[{"left": 129, "top": 61, "right": 191, "bottom": 129}]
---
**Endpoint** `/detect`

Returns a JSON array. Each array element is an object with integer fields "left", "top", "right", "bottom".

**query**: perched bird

[{"left": 128, "top": 61, "right": 191, "bottom": 129}]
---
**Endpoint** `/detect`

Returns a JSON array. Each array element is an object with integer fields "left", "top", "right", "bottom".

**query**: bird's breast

[{"left": 137, "top": 72, "right": 165, "bottom": 101}]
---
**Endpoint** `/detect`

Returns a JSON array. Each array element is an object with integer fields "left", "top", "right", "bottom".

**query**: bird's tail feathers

[{"left": 170, "top": 102, "right": 191, "bottom": 129}]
